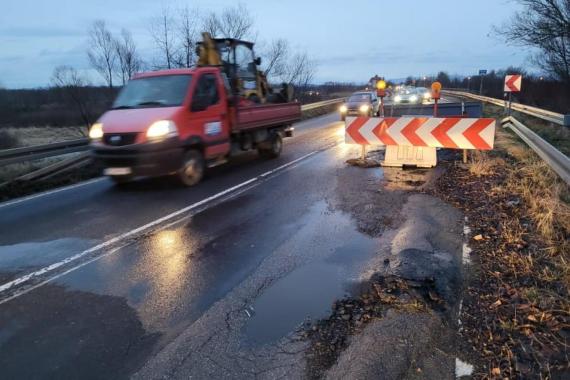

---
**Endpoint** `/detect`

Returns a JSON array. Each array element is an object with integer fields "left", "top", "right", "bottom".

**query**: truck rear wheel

[
  {"left": 178, "top": 150, "right": 205, "bottom": 186},
  {"left": 258, "top": 134, "right": 282, "bottom": 159}
]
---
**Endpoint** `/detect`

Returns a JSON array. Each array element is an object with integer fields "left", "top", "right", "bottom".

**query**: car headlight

[
  {"left": 423, "top": 92, "right": 430, "bottom": 99},
  {"left": 394, "top": 95, "right": 402, "bottom": 102},
  {"left": 146, "top": 120, "right": 178, "bottom": 140},
  {"left": 410, "top": 95, "right": 418, "bottom": 102},
  {"left": 339, "top": 105, "right": 347, "bottom": 113},
  {"left": 359, "top": 104, "right": 370, "bottom": 113},
  {"left": 89, "top": 123, "right": 103, "bottom": 140}
]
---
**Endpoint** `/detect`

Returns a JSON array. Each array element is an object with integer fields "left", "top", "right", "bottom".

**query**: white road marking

[
  {"left": 455, "top": 358, "right": 474, "bottom": 378},
  {"left": 462, "top": 243, "right": 472, "bottom": 265},
  {"left": 0, "top": 244, "right": 127, "bottom": 306},
  {"left": 0, "top": 150, "right": 321, "bottom": 299},
  {"left": 0, "top": 178, "right": 105, "bottom": 210}
]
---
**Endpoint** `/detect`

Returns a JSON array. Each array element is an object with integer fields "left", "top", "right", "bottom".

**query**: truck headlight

[
  {"left": 359, "top": 104, "right": 370, "bottom": 113},
  {"left": 147, "top": 120, "right": 178, "bottom": 140},
  {"left": 89, "top": 123, "right": 104, "bottom": 140},
  {"left": 339, "top": 105, "right": 347, "bottom": 113},
  {"left": 394, "top": 95, "right": 402, "bottom": 103}
]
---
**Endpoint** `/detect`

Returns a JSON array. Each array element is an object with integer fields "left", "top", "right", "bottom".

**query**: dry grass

[
  {"left": 470, "top": 120, "right": 570, "bottom": 247},
  {"left": 469, "top": 151, "right": 505, "bottom": 177},
  {"left": 437, "top": 141, "right": 570, "bottom": 377},
  {"left": 0, "top": 126, "right": 87, "bottom": 184},
  {"left": 1, "top": 126, "right": 86, "bottom": 148}
]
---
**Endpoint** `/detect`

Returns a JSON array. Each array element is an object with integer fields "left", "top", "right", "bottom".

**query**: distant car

[
  {"left": 393, "top": 88, "right": 422, "bottom": 104},
  {"left": 339, "top": 92, "right": 380, "bottom": 121},
  {"left": 416, "top": 87, "right": 432, "bottom": 101}
]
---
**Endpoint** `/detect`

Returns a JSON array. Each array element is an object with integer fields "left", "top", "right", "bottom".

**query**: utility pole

[{"left": 478, "top": 69, "right": 487, "bottom": 95}]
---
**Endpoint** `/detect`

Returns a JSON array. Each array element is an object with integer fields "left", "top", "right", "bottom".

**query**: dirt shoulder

[
  {"left": 304, "top": 118, "right": 569, "bottom": 379},
  {"left": 430, "top": 127, "right": 569, "bottom": 378}
]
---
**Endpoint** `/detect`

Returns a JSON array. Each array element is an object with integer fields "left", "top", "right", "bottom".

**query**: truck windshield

[{"left": 112, "top": 75, "right": 192, "bottom": 109}]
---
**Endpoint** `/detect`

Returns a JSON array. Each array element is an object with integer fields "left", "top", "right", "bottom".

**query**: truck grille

[{"left": 103, "top": 133, "right": 138, "bottom": 146}]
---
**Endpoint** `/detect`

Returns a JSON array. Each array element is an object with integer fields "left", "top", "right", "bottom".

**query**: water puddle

[{"left": 243, "top": 206, "right": 378, "bottom": 346}]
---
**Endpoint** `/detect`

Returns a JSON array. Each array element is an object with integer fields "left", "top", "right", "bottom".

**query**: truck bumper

[{"left": 91, "top": 137, "right": 184, "bottom": 177}]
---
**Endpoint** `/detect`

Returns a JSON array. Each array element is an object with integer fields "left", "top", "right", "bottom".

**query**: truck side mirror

[{"left": 254, "top": 57, "right": 262, "bottom": 66}]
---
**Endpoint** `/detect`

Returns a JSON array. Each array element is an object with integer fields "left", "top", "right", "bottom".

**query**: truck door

[{"left": 190, "top": 73, "right": 230, "bottom": 158}]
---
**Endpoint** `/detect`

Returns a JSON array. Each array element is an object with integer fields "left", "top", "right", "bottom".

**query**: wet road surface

[{"left": 0, "top": 98, "right": 465, "bottom": 379}]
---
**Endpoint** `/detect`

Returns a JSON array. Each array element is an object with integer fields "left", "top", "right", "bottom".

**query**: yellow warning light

[
  {"left": 376, "top": 80, "right": 387, "bottom": 90},
  {"left": 431, "top": 82, "right": 442, "bottom": 92}
]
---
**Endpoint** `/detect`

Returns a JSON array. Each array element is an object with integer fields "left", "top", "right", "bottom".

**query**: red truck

[{"left": 89, "top": 67, "right": 300, "bottom": 186}]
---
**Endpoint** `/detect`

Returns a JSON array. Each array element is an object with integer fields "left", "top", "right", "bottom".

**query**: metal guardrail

[
  {"left": 443, "top": 90, "right": 566, "bottom": 125},
  {"left": 300, "top": 98, "right": 344, "bottom": 111},
  {"left": 0, "top": 138, "right": 89, "bottom": 166},
  {"left": 0, "top": 99, "right": 344, "bottom": 168},
  {"left": 501, "top": 116, "right": 570, "bottom": 184}
]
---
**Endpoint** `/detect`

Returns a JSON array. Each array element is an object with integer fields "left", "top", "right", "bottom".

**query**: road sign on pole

[
  {"left": 479, "top": 69, "right": 487, "bottom": 75},
  {"left": 504, "top": 75, "right": 522, "bottom": 92},
  {"left": 504, "top": 75, "right": 522, "bottom": 116}
]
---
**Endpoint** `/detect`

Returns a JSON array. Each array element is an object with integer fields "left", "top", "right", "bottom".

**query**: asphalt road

[{"left": 0, "top": 97, "right": 465, "bottom": 379}]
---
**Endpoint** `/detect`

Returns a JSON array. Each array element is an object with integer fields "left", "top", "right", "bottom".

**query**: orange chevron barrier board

[
  {"left": 504, "top": 75, "right": 522, "bottom": 92},
  {"left": 345, "top": 116, "right": 495, "bottom": 150}
]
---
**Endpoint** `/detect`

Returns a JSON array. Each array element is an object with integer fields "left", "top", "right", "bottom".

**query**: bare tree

[
  {"left": 201, "top": 11, "right": 221, "bottom": 38},
  {"left": 87, "top": 20, "right": 117, "bottom": 88},
  {"left": 150, "top": 7, "right": 178, "bottom": 69},
  {"left": 202, "top": 3, "right": 255, "bottom": 39},
  {"left": 495, "top": 0, "right": 570, "bottom": 84},
  {"left": 114, "top": 29, "right": 143, "bottom": 85},
  {"left": 51, "top": 66, "right": 93, "bottom": 129},
  {"left": 175, "top": 6, "right": 199, "bottom": 68},
  {"left": 218, "top": 3, "right": 255, "bottom": 39},
  {"left": 281, "top": 52, "right": 316, "bottom": 93},
  {"left": 262, "top": 38, "right": 289, "bottom": 78}
]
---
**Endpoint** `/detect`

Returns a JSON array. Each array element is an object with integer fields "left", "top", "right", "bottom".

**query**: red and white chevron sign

[
  {"left": 345, "top": 117, "right": 495, "bottom": 150},
  {"left": 504, "top": 75, "right": 522, "bottom": 92}
]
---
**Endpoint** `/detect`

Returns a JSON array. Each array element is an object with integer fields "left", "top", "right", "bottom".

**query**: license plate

[{"left": 104, "top": 167, "right": 132, "bottom": 176}]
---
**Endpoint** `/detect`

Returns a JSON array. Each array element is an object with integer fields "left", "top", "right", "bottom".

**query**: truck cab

[{"left": 90, "top": 67, "right": 300, "bottom": 186}]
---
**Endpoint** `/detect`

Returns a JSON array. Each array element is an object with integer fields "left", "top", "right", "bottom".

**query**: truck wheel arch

[{"left": 183, "top": 135, "right": 205, "bottom": 152}]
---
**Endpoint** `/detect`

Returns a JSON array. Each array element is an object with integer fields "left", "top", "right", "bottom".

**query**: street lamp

[{"left": 467, "top": 76, "right": 471, "bottom": 91}]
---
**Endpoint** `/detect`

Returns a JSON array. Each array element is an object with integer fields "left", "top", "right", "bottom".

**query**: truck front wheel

[
  {"left": 258, "top": 134, "right": 282, "bottom": 159},
  {"left": 178, "top": 150, "right": 205, "bottom": 186}
]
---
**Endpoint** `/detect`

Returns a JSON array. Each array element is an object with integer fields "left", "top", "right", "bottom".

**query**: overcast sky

[{"left": 1, "top": 0, "right": 527, "bottom": 88}]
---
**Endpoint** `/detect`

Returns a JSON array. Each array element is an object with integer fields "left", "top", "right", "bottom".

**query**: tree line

[
  {"left": 78, "top": 3, "right": 315, "bottom": 92},
  {"left": 403, "top": 68, "right": 569, "bottom": 113},
  {"left": 0, "top": 4, "right": 318, "bottom": 131}
]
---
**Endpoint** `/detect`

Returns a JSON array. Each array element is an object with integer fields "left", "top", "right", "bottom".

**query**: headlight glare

[
  {"left": 89, "top": 123, "right": 104, "bottom": 140},
  {"left": 359, "top": 104, "right": 370, "bottom": 113},
  {"left": 147, "top": 120, "right": 178, "bottom": 140},
  {"left": 394, "top": 95, "right": 402, "bottom": 102},
  {"left": 339, "top": 105, "right": 347, "bottom": 113}
]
